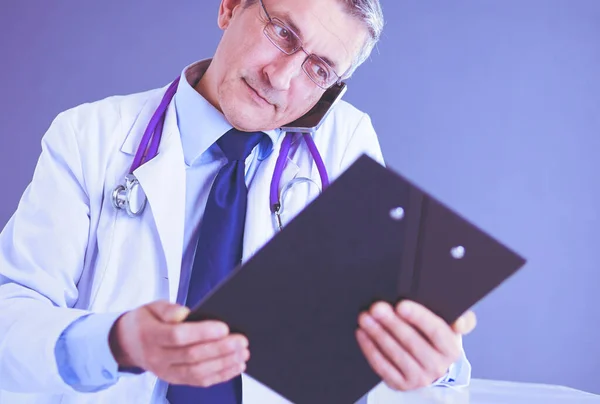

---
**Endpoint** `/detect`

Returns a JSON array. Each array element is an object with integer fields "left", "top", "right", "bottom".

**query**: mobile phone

[{"left": 280, "top": 82, "right": 347, "bottom": 133}]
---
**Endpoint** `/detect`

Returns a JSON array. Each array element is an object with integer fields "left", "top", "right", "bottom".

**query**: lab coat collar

[{"left": 119, "top": 77, "right": 173, "bottom": 157}]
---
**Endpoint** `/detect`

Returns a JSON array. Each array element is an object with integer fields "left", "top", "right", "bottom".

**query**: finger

[
  {"left": 452, "top": 310, "right": 477, "bottom": 335},
  {"left": 370, "top": 302, "right": 448, "bottom": 378},
  {"left": 165, "top": 334, "right": 249, "bottom": 365},
  {"left": 170, "top": 349, "right": 250, "bottom": 387},
  {"left": 199, "top": 362, "right": 247, "bottom": 388},
  {"left": 167, "top": 306, "right": 191, "bottom": 323},
  {"left": 147, "top": 300, "right": 190, "bottom": 324},
  {"left": 396, "top": 301, "right": 460, "bottom": 359},
  {"left": 358, "top": 312, "right": 424, "bottom": 388},
  {"left": 155, "top": 321, "right": 232, "bottom": 348},
  {"left": 355, "top": 328, "right": 406, "bottom": 391}
]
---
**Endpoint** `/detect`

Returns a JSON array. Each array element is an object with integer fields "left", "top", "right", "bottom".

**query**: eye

[
  {"left": 273, "top": 23, "right": 292, "bottom": 41},
  {"left": 310, "top": 63, "right": 329, "bottom": 80}
]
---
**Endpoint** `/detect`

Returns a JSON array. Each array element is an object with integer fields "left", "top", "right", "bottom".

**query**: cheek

[
  {"left": 221, "top": 28, "right": 274, "bottom": 72},
  {"left": 282, "top": 90, "right": 323, "bottom": 119}
]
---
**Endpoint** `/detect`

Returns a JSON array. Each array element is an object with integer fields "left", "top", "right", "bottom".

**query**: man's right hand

[{"left": 109, "top": 300, "right": 249, "bottom": 387}]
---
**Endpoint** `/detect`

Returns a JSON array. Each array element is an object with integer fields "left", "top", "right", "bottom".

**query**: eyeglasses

[{"left": 259, "top": 0, "right": 342, "bottom": 89}]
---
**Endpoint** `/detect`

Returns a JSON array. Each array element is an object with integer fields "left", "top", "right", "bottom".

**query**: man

[{"left": 0, "top": 0, "right": 476, "bottom": 402}]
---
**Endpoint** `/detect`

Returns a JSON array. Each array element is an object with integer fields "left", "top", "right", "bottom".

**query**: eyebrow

[{"left": 273, "top": 11, "right": 340, "bottom": 70}]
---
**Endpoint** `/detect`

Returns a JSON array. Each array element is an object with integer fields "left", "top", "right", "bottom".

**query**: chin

[
  {"left": 221, "top": 103, "right": 277, "bottom": 132},
  {"left": 222, "top": 109, "right": 258, "bottom": 131},
  {"left": 218, "top": 81, "right": 285, "bottom": 132}
]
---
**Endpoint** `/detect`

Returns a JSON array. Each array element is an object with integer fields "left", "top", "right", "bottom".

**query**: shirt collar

[{"left": 174, "top": 59, "right": 280, "bottom": 166}]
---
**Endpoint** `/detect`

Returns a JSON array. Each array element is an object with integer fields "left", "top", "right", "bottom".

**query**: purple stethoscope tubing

[
  {"left": 129, "top": 77, "right": 182, "bottom": 173},
  {"left": 114, "top": 77, "right": 330, "bottom": 225}
]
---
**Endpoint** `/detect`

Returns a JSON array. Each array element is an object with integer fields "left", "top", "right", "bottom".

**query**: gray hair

[
  {"left": 339, "top": 0, "right": 384, "bottom": 78},
  {"left": 243, "top": 0, "right": 384, "bottom": 79}
]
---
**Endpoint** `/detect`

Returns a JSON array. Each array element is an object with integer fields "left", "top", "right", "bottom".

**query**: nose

[{"left": 263, "top": 52, "right": 305, "bottom": 91}]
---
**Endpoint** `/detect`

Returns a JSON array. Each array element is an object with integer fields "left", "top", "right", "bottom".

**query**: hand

[
  {"left": 356, "top": 300, "right": 476, "bottom": 391},
  {"left": 109, "top": 300, "right": 250, "bottom": 387}
]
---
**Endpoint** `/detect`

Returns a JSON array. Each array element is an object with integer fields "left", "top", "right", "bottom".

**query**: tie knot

[{"left": 217, "top": 129, "right": 266, "bottom": 162}]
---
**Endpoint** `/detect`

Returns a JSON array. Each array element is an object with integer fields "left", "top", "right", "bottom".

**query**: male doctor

[{"left": 0, "top": 0, "right": 476, "bottom": 403}]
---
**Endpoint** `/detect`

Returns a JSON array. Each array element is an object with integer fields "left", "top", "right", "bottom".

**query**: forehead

[{"left": 259, "top": 0, "right": 368, "bottom": 73}]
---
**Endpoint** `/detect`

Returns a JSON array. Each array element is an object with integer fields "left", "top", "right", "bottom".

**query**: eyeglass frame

[{"left": 258, "top": 0, "right": 344, "bottom": 89}]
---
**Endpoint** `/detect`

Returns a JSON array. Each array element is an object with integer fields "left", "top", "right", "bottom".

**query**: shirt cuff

[
  {"left": 431, "top": 348, "right": 472, "bottom": 388},
  {"left": 55, "top": 311, "right": 144, "bottom": 392}
]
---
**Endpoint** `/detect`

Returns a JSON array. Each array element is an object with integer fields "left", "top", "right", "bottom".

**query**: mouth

[{"left": 243, "top": 79, "right": 273, "bottom": 108}]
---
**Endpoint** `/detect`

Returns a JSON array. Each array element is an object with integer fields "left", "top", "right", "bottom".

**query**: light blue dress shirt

[{"left": 54, "top": 62, "right": 279, "bottom": 392}]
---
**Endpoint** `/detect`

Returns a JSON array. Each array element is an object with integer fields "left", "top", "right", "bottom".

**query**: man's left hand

[{"left": 356, "top": 300, "right": 476, "bottom": 391}]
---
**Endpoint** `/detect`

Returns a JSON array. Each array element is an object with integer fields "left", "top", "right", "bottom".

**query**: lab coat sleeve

[
  {"left": 0, "top": 110, "right": 97, "bottom": 393},
  {"left": 337, "top": 112, "right": 473, "bottom": 395}
]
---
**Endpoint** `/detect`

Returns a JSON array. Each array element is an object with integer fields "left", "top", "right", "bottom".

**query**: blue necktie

[{"left": 166, "top": 129, "right": 266, "bottom": 404}]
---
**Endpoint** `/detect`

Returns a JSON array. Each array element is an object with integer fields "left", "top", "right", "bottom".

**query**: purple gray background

[{"left": 1, "top": 0, "right": 599, "bottom": 395}]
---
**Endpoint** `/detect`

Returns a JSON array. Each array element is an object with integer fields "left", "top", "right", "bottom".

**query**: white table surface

[{"left": 365, "top": 378, "right": 600, "bottom": 404}]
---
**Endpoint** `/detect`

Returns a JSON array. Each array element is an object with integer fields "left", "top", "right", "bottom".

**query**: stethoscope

[{"left": 112, "top": 76, "right": 329, "bottom": 231}]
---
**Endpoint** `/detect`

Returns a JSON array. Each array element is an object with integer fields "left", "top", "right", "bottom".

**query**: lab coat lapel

[
  {"left": 120, "top": 87, "right": 165, "bottom": 156},
  {"left": 131, "top": 101, "right": 186, "bottom": 302}
]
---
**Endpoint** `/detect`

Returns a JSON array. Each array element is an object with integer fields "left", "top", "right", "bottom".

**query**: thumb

[
  {"left": 452, "top": 310, "right": 477, "bottom": 335},
  {"left": 148, "top": 300, "right": 191, "bottom": 324}
]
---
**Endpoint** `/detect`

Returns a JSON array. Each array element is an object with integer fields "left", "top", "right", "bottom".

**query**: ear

[{"left": 218, "top": 0, "right": 245, "bottom": 30}]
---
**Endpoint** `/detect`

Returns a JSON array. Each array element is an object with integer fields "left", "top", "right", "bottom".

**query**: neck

[{"left": 194, "top": 63, "right": 222, "bottom": 113}]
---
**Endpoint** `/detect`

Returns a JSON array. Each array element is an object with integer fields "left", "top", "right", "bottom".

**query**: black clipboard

[{"left": 186, "top": 154, "right": 526, "bottom": 404}]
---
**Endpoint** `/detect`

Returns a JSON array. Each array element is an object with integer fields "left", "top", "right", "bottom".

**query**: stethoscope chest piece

[
  {"left": 112, "top": 174, "right": 147, "bottom": 217},
  {"left": 274, "top": 177, "right": 322, "bottom": 231}
]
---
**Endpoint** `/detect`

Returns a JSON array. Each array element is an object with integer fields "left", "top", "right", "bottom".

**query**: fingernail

[
  {"left": 399, "top": 301, "right": 413, "bottom": 317},
  {"left": 371, "top": 302, "right": 392, "bottom": 319},
  {"left": 455, "top": 316, "right": 466, "bottom": 331},
  {"left": 362, "top": 314, "right": 376, "bottom": 328},
  {"left": 172, "top": 306, "right": 190, "bottom": 322},
  {"left": 229, "top": 339, "right": 244, "bottom": 350},
  {"left": 237, "top": 350, "right": 248, "bottom": 362},
  {"left": 215, "top": 324, "right": 229, "bottom": 337}
]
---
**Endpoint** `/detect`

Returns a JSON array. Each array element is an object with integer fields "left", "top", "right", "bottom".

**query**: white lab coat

[{"left": 0, "top": 81, "right": 469, "bottom": 403}]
